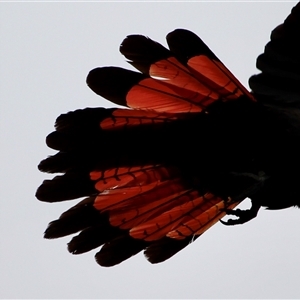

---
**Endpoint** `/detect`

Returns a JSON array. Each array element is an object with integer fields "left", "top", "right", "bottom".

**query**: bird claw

[{"left": 221, "top": 201, "right": 261, "bottom": 226}]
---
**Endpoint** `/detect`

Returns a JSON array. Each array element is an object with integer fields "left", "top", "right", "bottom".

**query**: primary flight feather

[{"left": 36, "top": 3, "right": 300, "bottom": 267}]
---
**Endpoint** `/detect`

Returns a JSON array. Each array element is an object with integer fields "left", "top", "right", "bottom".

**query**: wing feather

[
  {"left": 87, "top": 30, "right": 254, "bottom": 115},
  {"left": 36, "top": 22, "right": 272, "bottom": 266}
]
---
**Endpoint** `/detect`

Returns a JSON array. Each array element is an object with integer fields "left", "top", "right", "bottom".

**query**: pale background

[{"left": 1, "top": 1, "right": 300, "bottom": 298}]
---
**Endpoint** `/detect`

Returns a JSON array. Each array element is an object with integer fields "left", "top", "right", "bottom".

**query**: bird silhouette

[{"left": 36, "top": 3, "right": 300, "bottom": 267}]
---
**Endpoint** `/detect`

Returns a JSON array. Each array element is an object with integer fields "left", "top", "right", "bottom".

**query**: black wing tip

[
  {"left": 86, "top": 66, "right": 145, "bottom": 107},
  {"left": 36, "top": 173, "right": 95, "bottom": 203},
  {"left": 43, "top": 197, "right": 104, "bottom": 239},
  {"left": 35, "top": 180, "right": 54, "bottom": 202},
  {"left": 144, "top": 237, "right": 193, "bottom": 264},
  {"left": 166, "top": 28, "right": 217, "bottom": 62},
  {"left": 44, "top": 220, "right": 63, "bottom": 239},
  {"left": 94, "top": 236, "right": 147, "bottom": 267},
  {"left": 120, "top": 33, "right": 171, "bottom": 74},
  {"left": 120, "top": 34, "right": 151, "bottom": 49},
  {"left": 68, "top": 236, "right": 87, "bottom": 255},
  {"left": 166, "top": 28, "right": 199, "bottom": 40}
]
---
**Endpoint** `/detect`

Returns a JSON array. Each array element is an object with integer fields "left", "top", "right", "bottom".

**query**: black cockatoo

[{"left": 36, "top": 3, "right": 300, "bottom": 267}]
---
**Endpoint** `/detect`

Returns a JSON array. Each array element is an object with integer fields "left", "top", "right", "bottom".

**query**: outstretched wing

[
  {"left": 87, "top": 29, "right": 254, "bottom": 113},
  {"left": 37, "top": 28, "right": 259, "bottom": 266}
]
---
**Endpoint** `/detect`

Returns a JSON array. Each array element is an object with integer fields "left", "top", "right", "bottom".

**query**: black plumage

[{"left": 36, "top": 3, "right": 300, "bottom": 266}]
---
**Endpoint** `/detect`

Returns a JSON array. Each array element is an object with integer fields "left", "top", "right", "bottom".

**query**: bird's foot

[{"left": 220, "top": 199, "right": 261, "bottom": 226}]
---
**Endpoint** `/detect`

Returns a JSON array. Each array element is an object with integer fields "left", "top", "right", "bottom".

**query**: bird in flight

[{"left": 36, "top": 3, "right": 300, "bottom": 267}]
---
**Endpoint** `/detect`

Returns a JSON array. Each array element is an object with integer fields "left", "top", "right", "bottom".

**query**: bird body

[{"left": 36, "top": 3, "right": 300, "bottom": 266}]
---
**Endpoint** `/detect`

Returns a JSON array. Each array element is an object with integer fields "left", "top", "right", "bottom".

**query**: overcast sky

[{"left": 1, "top": 1, "right": 300, "bottom": 298}]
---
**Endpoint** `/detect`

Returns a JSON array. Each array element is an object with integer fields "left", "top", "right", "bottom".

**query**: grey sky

[{"left": 1, "top": 2, "right": 300, "bottom": 298}]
